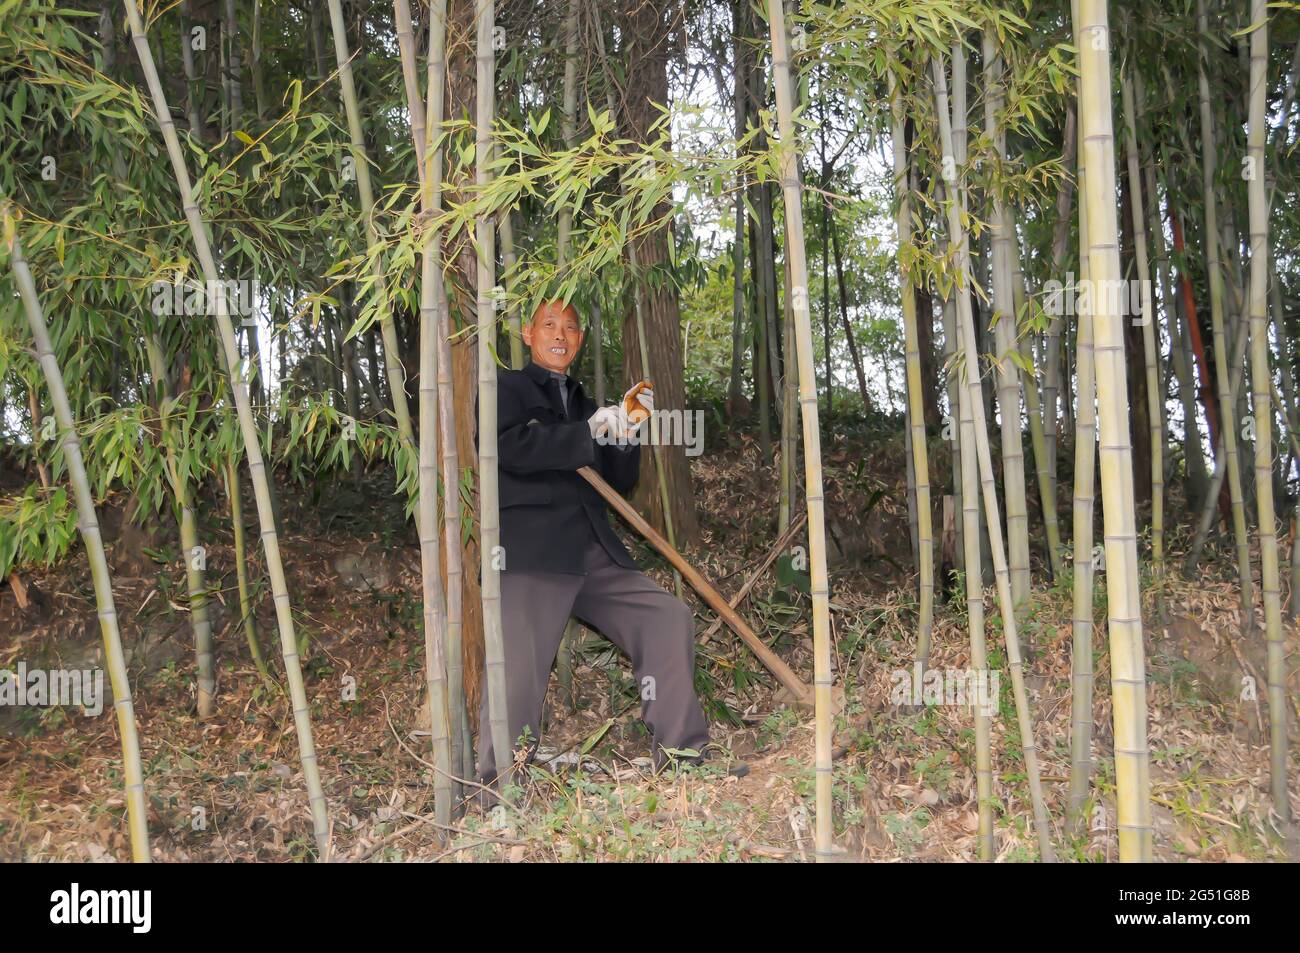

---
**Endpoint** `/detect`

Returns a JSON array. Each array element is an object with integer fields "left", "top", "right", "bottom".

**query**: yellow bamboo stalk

[
  {"left": 1245, "top": 0, "right": 1290, "bottom": 822},
  {"left": 763, "top": 0, "right": 835, "bottom": 860},
  {"left": 888, "top": 73, "right": 934, "bottom": 670},
  {"left": 7, "top": 219, "right": 151, "bottom": 862},
  {"left": 122, "top": 0, "right": 331, "bottom": 856},
  {"left": 1077, "top": 0, "right": 1153, "bottom": 862},
  {"left": 1067, "top": 0, "right": 1097, "bottom": 830},
  {"left": 933, "top": 47, "right": 1056, "bottom": 863}
]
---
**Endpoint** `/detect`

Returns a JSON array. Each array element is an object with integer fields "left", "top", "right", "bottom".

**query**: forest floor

[{"left": 2, "top": 420, "right": 1298, "bottom": 862}]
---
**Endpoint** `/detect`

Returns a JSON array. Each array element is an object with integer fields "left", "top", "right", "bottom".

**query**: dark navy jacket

[{"left": 482, "top": 361, "right": 641, "bottom": 573}]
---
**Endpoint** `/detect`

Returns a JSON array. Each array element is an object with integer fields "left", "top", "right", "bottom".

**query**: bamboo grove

[{"left": 0, "top": 0, "right": 1297, "bottom": 863}]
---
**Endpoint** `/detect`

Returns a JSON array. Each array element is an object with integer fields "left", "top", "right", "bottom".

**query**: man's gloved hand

[
  {"left": 621, "top": 379, "right": 655, "bottom": 423},
  {"left": 588, "top": 405, "right": 622, "bottom": 441}
]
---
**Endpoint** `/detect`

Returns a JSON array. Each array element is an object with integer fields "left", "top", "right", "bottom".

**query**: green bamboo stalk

[
  {"left": 1011, "top": 244, "right": 1063, "bottom": 584},
  {"left": 727, "top": 0, "right": 748, "bottom": 415},
  {"left": 7, "top": 219, "right": 151, "bottom": 862},
  {"left": 1120, "top": 69, "right": 1165, "bottom": 579},
  {"left": 394, "top": 0, "right": 454, "bottom": 829},
  {"left": 940, "top": 262, "right": 965, "bottom": 578},
  {"left": 764, "top": 0, "right": 835, "bottom": 860},
  {"left": 982, "top": 34, "right": 1031, "bottom": 609},
  {"left": 1041, "top": 103, "right": 1075, "bottom": 496},
  {"left": 476, "top": 0, "right": 512, "bottom": 785},
  {"left": 556, "top": 0, "right": 580, "bottom": 267},
  {"left": 1245, "top": 0, "right": 1290, "bottom": 822},
  {"left": 224, "top": 457, "right": 270, "bottom": 683},
  {"left": 324, "top": 0, "right": 414, "bottom": 447},
  {"left": 888, "top": 73, "right": 934, "bottom": 669},
  {"left": 1077, "top": 0, "right": 1153, "bottom": 862},
  {"left": 143, "top": 332, "right": 215, "bottom": 715},
  {"left": 1197, "top": 0, "right": 1253, "bottom": 634},
  {"left": 1018, "top": 316, "right": 1064, "bottom": 582},
  {"left": 122, "top": 0, "right": 330, "bottom": 856},
  {"left": 498, "top": 209, "right": 524, "bottom": 369}
]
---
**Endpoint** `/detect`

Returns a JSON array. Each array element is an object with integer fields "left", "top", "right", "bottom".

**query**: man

[{"left": 476, "top": 298, "right": 710, "bottom": 782}]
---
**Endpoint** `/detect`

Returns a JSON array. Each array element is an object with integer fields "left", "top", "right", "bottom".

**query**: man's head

[{"left": 524, "top": 299, "right": 583, "bottom": 374}]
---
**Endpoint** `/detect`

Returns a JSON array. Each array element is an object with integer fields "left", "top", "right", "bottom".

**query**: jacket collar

[
  {"left": 523, "top": 359, "right": 564, "bottom": 387},
  {"left": 523, "top": 360, "right": 585, "bottom": 418}
]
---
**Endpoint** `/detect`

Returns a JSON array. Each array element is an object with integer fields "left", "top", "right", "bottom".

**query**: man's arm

[{"left": 491, "top": 374, "right": 596, "bottom": 474}]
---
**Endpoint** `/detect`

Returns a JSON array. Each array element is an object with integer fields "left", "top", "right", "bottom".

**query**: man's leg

[
  {"left": 477, "top": 568, "right": 583, "bottom": 781},
  {"left": 571, "top": 542, "right": 710, "bottom": 765}
]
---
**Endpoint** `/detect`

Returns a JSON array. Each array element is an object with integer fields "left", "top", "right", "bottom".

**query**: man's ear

[{"left": 522, "top": 321, "right": 534, "bottom": 347}]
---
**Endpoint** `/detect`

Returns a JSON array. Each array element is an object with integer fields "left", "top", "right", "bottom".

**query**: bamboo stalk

[
  {"left": 933, "top": 49, "right": 1056, "bottom": 863},
  {"left": 429, "top": 2, "right": 471, "bottom": 783},
  {"left": 1196, "top": 0, "right": 1253, "bottom": 634},
  {"left": 763, "top": 0, "right": 835, "bottom": 859},
  {"left": 498, "top": 209, "right": 524, "bottom": 369},
  {"left": 1136, "top": 69, "right": 1207, "bottom": 503},
  {"left": 1186, "top": 318, "right": 1252, "bottom": 570},
  {"left": 325, "top": 0, "right": 414, "bottom": 448},
  {"left": 142, "top": 331, "right": 215, "bottom": 715},
  {"left": 935, "top": 48, "right": 991, "bottom": 863},
  {"left": 7, "top": 219, "right": 151, "bottom": 862},
  {"left": 888, "top": 72, "right": 934, "bottom": 670},
  {"left": 982, "top": 34, "right": 1031, "bottom": 609},
  {"left": 1245, "top": 0, "right": 1290, "bottom": 822},
  {"left": 1066, "top": 0, "right": 1097, "bottom": 830},
  {"left": 393, "top": 0, "right": 454, "bottom": 828},
  {"left": 475, "top": 0, "right": 512, "bottom": 785},
  {"left": 1042, "top": 103, "right": 1076, "bottom": 495},
  {"left": 224, "top": 457, "right": 269, "bottom": 683},
  {"left": 1120, "top": 69, "right": 1165, "bottom": 579},
  {"left": 556, "top": 0, "right": 580, "bottom": 268},
  {"left": 1077, "top": 0, "right": 1153, "bottom": 862},
  {"left": 122, "top": 0, "right": 330, "bottom": 856}
]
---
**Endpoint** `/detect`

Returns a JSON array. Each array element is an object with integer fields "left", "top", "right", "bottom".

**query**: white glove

[{"left": 588, "top": 406, "right": 621, "bottom": 441}]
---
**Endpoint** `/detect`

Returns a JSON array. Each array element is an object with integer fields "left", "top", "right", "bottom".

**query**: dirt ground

[{"left": 2, "top": 427, "right": 1298, "bottom": 862}]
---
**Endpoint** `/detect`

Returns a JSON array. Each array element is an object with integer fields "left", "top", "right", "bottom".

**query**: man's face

[{"left": 524, "top": 302, "right": 584, "bottom": 374}]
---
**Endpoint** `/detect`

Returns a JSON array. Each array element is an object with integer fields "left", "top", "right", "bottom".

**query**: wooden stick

[
  {"left": 578, "top": 466, "right": 813, "bottom": 704},
  {"left": 699, "top": 510, "right": 806, "bottom": 643}
]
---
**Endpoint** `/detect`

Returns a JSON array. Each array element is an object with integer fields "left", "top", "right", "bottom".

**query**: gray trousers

[{"left": 476, "top": 537, "right": 710, "bottom": 779}]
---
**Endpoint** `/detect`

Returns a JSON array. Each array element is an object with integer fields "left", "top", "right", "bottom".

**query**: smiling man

[{"left": 477, "top": 298, "right": 711, "bottom": 783}]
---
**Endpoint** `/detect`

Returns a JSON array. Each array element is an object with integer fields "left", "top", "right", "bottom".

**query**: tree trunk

[{"left": 615, "top": 0, "right": 699, "bottom": 543}]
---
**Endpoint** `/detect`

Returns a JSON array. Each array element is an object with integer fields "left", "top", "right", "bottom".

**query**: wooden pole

[{"left": 577, "top": 467, "right": 812, "bottom": 705}]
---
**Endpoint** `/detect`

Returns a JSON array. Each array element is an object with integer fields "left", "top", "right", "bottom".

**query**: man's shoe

[{"left": 663, "top": 746, "right": 749, "bottom": 779}]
